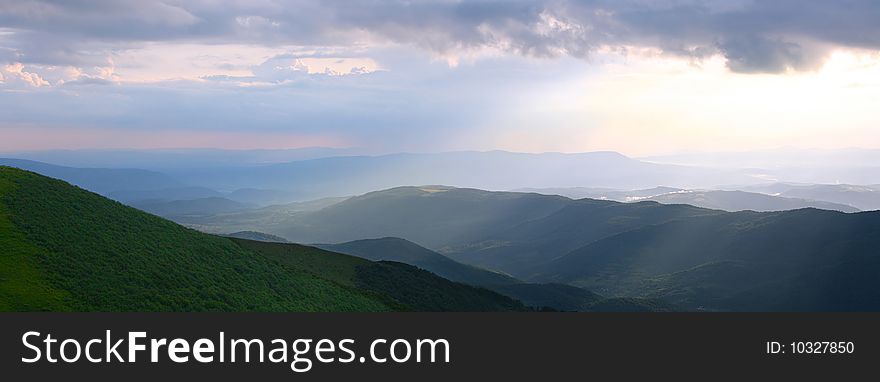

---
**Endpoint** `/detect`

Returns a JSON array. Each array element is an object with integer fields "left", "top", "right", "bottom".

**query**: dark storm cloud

[{"left": 2, "top": 0, "right": 880, "bottom": 73}]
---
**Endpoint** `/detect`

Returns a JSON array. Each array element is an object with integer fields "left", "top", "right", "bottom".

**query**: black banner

[{"left": 1, "top": 313, "right": 876, "bottom": 380}]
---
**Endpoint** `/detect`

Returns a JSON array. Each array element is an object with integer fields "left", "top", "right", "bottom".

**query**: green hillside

[
  {"left": 0, "top": 167, "right": 522, "bottom": 312},
  {"left": 319, "top": 237, "right": 519, "bottom": 286},
  {"left": 230, "top": 239, "right": 526, "bottom": 312}
]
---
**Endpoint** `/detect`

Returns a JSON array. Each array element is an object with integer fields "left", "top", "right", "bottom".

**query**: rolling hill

[
  {"left": 320, "top": 237, "right": 669, "bottom": 311},
  {"left": 224, "top": 231, "right": 290, "bottom": 243},
  {"left": 742, "top": 183, "right": 880, "bottom": 211},
  {"left": 230, "top": 239, "right": 526, "bottom": 312},
  {"left": 318, "top": 237, "right": 518, "bottom": 286},
  {"left": 443, "top": 198, "right": 723, "bottom": 275},
  {"left": 177, "top": 184, "right": 880, "bottom": 311},
  {"left": 110, "top": 186, "right": 311, "bottom": 207},
  {"left": 518, "top": 186, "right": 859, "bottom": 212},
  {"left": 109, "top": 186, "right": 224, "bottom": 203},
  {"left": 0, "top": 166, "right": 524, "bottom": 312},
  {"left": 195, "top": 186, "right": 575, "bottom": 248},
  {"left": 128, "top": 197, "right": 258, "bottom": 217},
  {"left": 530, "top": 208, "right": 880, "bottom": 311},
  {"left": 514, "top": 186, "right": 685, "bottom": 201},
  {"left": 643, "top": 190, "right": 858, "bottom": 212},
  {"left": 180, "top": 186, "right": 723, "bottom": 276}
]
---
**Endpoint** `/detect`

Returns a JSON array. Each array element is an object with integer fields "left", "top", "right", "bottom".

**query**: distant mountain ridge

[
  {"left": 644, "top": 190, "right": 858, "bottom": 212},
  {"left": 129, "top": 197, "right": 258, "bottom": 217},
  {"left": 0, "top": 158, "right": 181, "bottom": 195},
  {"left": 741, "top": 183, "right": 880, "bottom": 211},
  {"left": 224, "top": 231, "right": 290, "bottom": 243},
  {"left": 162, "top": 151, "right": 763, "bottom": 199},
  {"left": 7, "top": 153, "right": 879, "bottom": 211},
  {"left": 0, "top": 147, "right": 366, "bottom": 170},
  {"left": 519, "top": 186, "right": 860, "bottom": 212}
]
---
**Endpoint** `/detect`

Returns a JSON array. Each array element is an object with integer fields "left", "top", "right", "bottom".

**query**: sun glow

[{"left": 573, "top": 50, "right": 880, "bottom": 156}]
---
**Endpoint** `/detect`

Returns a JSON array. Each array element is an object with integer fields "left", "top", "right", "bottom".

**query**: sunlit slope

[{"left": 318, "top": 237, "right": 671, "bottom": 312}]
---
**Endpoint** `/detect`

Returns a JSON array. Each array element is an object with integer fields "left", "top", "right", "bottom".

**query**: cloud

[
  {"left": 2, "top": 1, "right": 880, "bottom": 74},
  {"left": 719, "top": 35, "right": 821, "bottom": 73},
  {"left": 1, "top": 62, "right": 49, "bottom": 87},
  {"left": 0, "top": 43, "right": 586, "bottom": 153}
]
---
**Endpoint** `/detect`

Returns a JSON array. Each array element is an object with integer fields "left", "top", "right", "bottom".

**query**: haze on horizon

[{"left": 2, "top": 1, "right": 880, "bottom": 157}]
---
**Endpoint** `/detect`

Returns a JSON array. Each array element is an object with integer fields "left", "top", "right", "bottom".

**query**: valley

[{"left": 3, "top": 149, "right": 880, "bottom": 312}]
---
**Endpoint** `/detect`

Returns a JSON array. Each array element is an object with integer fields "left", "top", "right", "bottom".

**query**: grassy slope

[
  {"left": 0, "top": 176, "right": 70, "bottom": 311},
  {"left": 0, "top": 167, "right": 391, "bottom": 311},
  {"left": 319, "top": 237, "right": 519, "bottom": 286},
  {"left": 231, "top": 239, "right": 527, "bottom": 312}
]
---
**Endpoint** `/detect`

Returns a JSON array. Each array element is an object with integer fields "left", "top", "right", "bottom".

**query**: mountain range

[
  {"left": 4, "top": 151, "right": 880, "bottom": 312},
  {"left": 739, "top": 183, "right": 880, "bottom": 211},
  {"left": 6, "top": 153, "right": 879, "bottom": 211},
  {"left": 318, "top": 237, "right": 664, "bottom": 311},
  {"left": 0, "top": 166, "right": 525, "bottom": 312},
  {"left": 168, "top": 184, "right": 880, "bottom": 311},
  {"left": 0, "top": 158, "right": 181, "bottom": 195},
  {"left": 530, "top": 208, "right": 880, "bottom": 311},
  {"left": 517, "top": 186, "right": 860, "bottom": 212}
]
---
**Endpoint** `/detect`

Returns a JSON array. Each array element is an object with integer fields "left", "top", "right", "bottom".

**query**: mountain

[
  {"left": 176, "top": 183, "right": 880, "bottom": 311},
  {"left": 194, "top": 186, "right": 575, "bottom": 248},
  {"left": 110, "top": 186, "right": 309, "bottom": 207},
  {"left": 443, "top": 197, "right": 721, "bottom": 275},
  {"left": 172, "top": 196, "right": 349, "bottom": 234},
  {"left": 642, "top": 148, "right": 880, "bottom": 169},
  {"left": 0, "top": 166, "right": 523, "bottom": 312},
  {"left": 320, "top": 237, "right": 669, "bottom": 311},
  {"left": 530, "top": 208, "right": 880, "bottom": 311},
  {"left": 515, "top": 186, "right": 685, "bottom": 201},
  {"left": 518, "top": 186, "right": 859, "bottom": 212},
  {"left": 225, "top": 188, "right": 308, "bottom": 206},
  {"left": 0, "top": 158, "right": 181, "bottom": 195},
  {"left": 109, "top": 187, "right": 224, "bottom": 203},
  {"left": 0, "top": 148, "right": 366, "bottom": 170},
  {"left": 230, "top": 239, "right": 526, "bottom": 312},
  {"left": 318, "top": 237, "right": 518, "bottom": 286},
  {"left": 742, "top": 183, "right": 880, "bottom": 211},
  {"left": 642, "top": 149, "right": 880, "bottom": 185},
  {"left": 166, "top": 151, "right": 762, "bottom": 199},
  {"left": 128, "top": 197, "right": 258, "bottom": 217},
  {"left": 224, "top": 231, "right": 290, "bottom": 243},
  {"left": 643, "top": 190, "right": 859, "bottom": 212},
  {"left": 8, "top": 151, "right": 880, "bottom": 208},
  {"left": 180, "top": 186, "right": 721, "bottom": 276}
]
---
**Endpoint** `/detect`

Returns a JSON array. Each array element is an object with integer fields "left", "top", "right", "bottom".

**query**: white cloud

[{"left": 1, "top": 62, "right": 49, "bottom": 87}]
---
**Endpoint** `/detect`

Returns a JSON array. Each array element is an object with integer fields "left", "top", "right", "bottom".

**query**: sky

[{"left": 1, "top": 0, "right": 880, "bottom": 156}]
